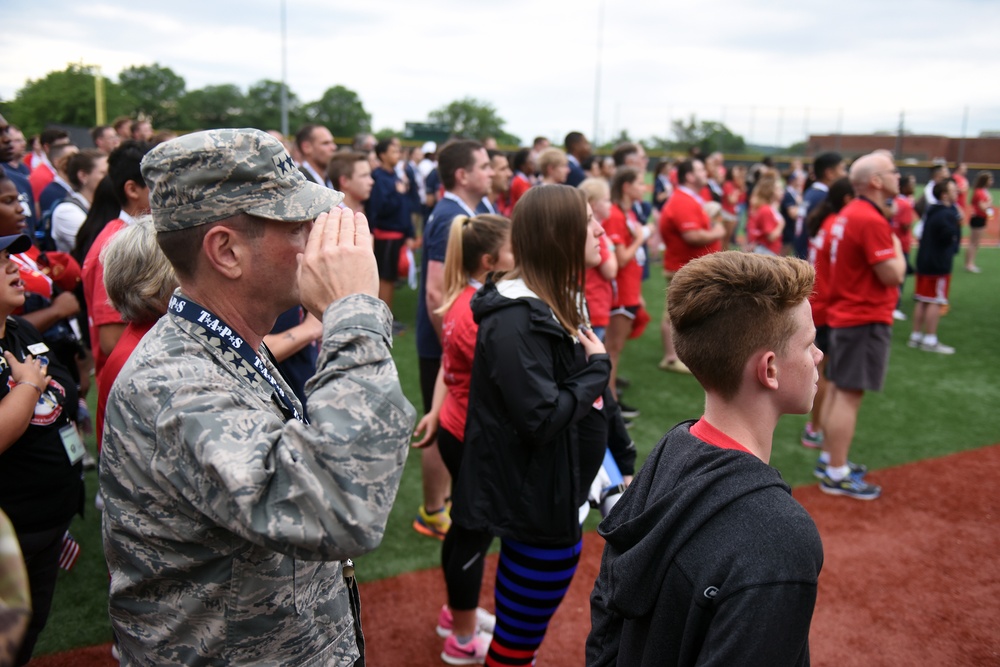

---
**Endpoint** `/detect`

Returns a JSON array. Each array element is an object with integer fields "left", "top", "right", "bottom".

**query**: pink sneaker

[
  {"left": 436, "top": 605, "right": 496, "bottom": 638},
  {"left": 441, "top": 632, "right": 491, "bottom": 665}
]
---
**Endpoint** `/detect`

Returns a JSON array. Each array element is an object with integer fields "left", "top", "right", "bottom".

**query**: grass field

[{"left": 35, "top": 245, "right": 1000, "bottom": 656}]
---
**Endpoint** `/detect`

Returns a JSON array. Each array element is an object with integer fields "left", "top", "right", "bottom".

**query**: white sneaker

[
  {"left": 892, "top": 309, "right": 907, "bottom": 321},
  {"left": 920, "top": 341, "right": 955, "bottom": 355},
  {"left": 907, "top": 336, "right": 923, "bottom": 348}
]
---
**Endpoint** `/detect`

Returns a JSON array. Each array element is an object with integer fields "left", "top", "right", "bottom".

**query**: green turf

[{"left": 34, "top": 247, "right": 1000, "bottom": 656}]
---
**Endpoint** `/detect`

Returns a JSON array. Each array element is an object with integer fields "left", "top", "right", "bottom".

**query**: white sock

[
  {"left": 909, "top": 331, "right": 923, "bottom": 342},
  {"left": 826, "top": 464, "right": 852, "bottom": 481},
  {"left": 923, "top": 334, "right": 938, "bottom": 346},
  {"left": 819, "top": 451, "right": 831, "bottom": 465}
]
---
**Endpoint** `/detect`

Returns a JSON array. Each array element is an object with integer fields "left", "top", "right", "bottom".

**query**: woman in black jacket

[{"left": 452, "top": 185, "right": 609, "bottom": 666}]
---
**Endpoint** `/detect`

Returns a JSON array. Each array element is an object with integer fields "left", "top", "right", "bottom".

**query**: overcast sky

[{"left": 3, "top": 0, "right": 998, "bottom": 146}]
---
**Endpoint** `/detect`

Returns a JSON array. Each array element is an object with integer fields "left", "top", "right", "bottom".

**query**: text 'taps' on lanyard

[{"left": 167, "top": 294, "right": 307, "bottom": 424}]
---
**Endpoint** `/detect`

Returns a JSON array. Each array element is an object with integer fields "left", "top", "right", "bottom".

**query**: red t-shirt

[
  {"left": 439, "top": 285, "right": 479, "bottom": 440},
  {"left": 510, "top": 173, "right": 532, "bottom": 209},
  {"left": 602, "top": 204, "right": 642, "bottom": 307},
  {"left": 808, "top": 214, "right": 836, "bottom": 327},
  {"left": 585, "top": 237, "right": 614, "bottom": 327},
  {"left": 96, "top": 321, "right": 153, "bottom": 451},
  {"left": 722, "top": 181, "right": 742, "bottom": 215},
  {"left": 826, "top": 198, "right": 899, "bottom": 328},
  {"left": 891, "top": 195, "right": 915, "bottom": 254},
  {"left": 689, "top": 418, "right": 753, "bottom": 454},
  {"left": 971, "top": 188, "right": 992, "bottom": 218},
  {"left": 953, "top": 173, "right": 969, "bottom": 213},
  {"left": 659, "top": 188, "right": 719, "bottom": 272},
  {"left": 82, "top": 218, "right": 128, "bottom": 378},
  {"left": 747, "top": 204, "right": 783, "bottom": 255},
  {"left": 29, "top": 163, "right": 54, "bottom": 205}
]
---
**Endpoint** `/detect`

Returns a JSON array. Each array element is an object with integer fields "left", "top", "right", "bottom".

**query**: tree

[
  {"left": 177, "top": 84, "right": 247, "bottom": 130},
  {"left": 118, "top": 63, "right": 186, "bottom": 128},
  {"left": 303, "top": 85, "right": 371, "bottom": 138},
  {"left": 668, "top": 116, "right": 746, "bottom": 155},
  {"left": 2, "top": 64, "right": 134, "bottom": 137},
  {"left": 428, "top": 97, "right": 519, "bottom": 145},
  {"left": 242, "top": 79, "right": 305, "bottom": 132}
]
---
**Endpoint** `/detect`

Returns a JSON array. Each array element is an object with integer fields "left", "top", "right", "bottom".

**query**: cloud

[{"left": 2, "top": 0, "right": 998, "bottom": 144}]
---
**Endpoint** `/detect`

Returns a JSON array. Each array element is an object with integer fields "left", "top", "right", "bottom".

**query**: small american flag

[{"left": 58, "top": 531, "right": 80, "bottom": 571}]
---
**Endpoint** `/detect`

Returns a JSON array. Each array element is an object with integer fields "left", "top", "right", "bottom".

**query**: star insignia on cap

[
  {"left": 274, "top": 154, "right": 289, "bottom": 175},
  {"left": 284, "top": 155, "right": 295, "bottom": 171}
]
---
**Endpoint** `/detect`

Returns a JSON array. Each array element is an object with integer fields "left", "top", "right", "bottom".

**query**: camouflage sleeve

[
  {"left": 154, "top": 294, "right": 415, "bottom": 562},
  {"left": 0, "top": 509, "right": 30, "bottom": 666}
]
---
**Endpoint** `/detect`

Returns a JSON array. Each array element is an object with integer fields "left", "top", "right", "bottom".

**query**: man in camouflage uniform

[{"left": 99, "top": 128, "right": 415, "bottom": 666}]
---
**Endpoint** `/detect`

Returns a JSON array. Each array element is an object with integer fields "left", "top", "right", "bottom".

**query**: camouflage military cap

[{"left": 140, "top": 128, "right": 344, "bottom": 232}]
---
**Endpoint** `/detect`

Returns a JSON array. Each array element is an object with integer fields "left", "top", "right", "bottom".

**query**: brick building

[{"left": 807, "top": 134, "right": 1000, "bottom": 165}]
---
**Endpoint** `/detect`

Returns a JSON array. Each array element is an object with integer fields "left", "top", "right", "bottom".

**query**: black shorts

[
  {"left": 970, "top": 215, "right": 986, "bottom": 230},
  {"left": 374, "top": 237, "right": 406, "bottom": 281},
  {"left": 827, "top": 323, "right": 892, "bottom": 392}
]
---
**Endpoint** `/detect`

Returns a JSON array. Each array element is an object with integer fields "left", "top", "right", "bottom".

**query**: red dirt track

[{"left": 33, "top": 445, "right": 1000, "bottom": 666}]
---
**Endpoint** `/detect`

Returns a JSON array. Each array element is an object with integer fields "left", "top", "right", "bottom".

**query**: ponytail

[{"left": 437, "top": 214, "right": 511, "bottom": 315}]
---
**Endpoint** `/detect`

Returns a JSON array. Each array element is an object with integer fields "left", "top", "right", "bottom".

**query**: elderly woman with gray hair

[{"left": 95, "top": 216, "right": 177, "bottom": 448}]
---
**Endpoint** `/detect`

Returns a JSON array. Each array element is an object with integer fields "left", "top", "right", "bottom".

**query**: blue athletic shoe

[
  {"left": 819, "top": 473, "right": 881, "bottom": 500},
  {"left": 813, "top": 459, "right": 868, "bottom": 480}
]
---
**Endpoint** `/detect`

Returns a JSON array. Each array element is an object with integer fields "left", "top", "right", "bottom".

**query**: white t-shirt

[{"left": 51, "top": 191, "right": 89, "bottom": 253}]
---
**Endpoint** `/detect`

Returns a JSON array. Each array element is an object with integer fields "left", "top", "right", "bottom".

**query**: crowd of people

[{"left": 0, "top": 108, "right": 992, "bottom": 666}]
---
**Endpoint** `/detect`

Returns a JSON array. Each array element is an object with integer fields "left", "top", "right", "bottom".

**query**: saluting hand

[{"left": 297, "top": 207, "right": 380, "bottom": 318}]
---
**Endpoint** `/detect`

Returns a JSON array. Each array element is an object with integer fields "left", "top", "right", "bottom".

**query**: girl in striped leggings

[{"left": 452, "top": 185, "right": 614, "bottom": 665}]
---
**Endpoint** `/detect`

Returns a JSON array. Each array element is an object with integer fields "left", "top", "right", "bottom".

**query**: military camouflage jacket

[{"left": 100, "top": 293, "right": 414, "bottom": 666}]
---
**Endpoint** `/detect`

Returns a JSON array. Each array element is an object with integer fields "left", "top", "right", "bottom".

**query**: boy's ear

[{"left": 756, "top": 350, "right": 779, "bottom": 391}]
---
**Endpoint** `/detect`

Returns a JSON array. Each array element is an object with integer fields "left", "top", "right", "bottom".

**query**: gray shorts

[{"left": 827, "top": 323, "right": 892, "bottom": 392}]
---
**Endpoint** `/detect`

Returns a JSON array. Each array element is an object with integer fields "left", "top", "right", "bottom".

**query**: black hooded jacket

[
  {"left": 451, "top": 278, "right": 611, "bottom": 546},
  {"left": 587, "top": 421, "right": 823, "bottom": 666}
]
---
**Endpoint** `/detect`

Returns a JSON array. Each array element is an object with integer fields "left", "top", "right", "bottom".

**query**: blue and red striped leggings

[{"left": 485, "top": 538, "right": 583, "bottom": 666}]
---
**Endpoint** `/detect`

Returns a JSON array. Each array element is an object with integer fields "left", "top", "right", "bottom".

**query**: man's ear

[
  {"left": 755, "top": 350, "right": 779, "bottom": 391},
  {"left": 201, "top": 225, "right": 247, "bottom": 280}
]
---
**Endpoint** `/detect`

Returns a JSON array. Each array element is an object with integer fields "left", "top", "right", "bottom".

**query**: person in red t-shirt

[
  {"left": 602, "top": 167, "right": 652, "bottom": 405},
  {"left": 889, "top": 174, "right": 918, "bottom": 320},
  {"left": 657, "top": 158, "right": 731, "bottom": 374},
  {"left": 821, "top": 152, "right": 905, "bottom": 501},
  {"left": 82, "top": 141, "right": 152, "bottom": 382},
  {"left": 966, "top": 171, "right": 993, "bottom": 273},
  {"left": 96, "top": 217, "right": 176, "bottom": 456},
  {"left": 746, "top": 175, "right": 785, "bottom": 255},
  {"left": 488, "top": 150, "right": 512, "bottom": 218},
  {"left": 411, "top": 212, "right": 513, "bottom": 663},
  {"left": 952, "top": 162, "right": 969, "bottom": 222},
  {"left": 509, "top": 148, "right": 534, "bottom": 209},
  {"left": 802, "top": 177, "right": 853, "bottom": 450},
  {"left": 579, "top": 178, "right": 617, "bottom": 341}
]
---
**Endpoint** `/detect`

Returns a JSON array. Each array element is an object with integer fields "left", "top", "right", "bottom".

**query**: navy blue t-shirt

[
  {"left": 416, "top": 195, "right": 490, "bottom": 359},
  {"left": 795, "top": 184, "right": 829, "bottom": 259},
  {"left": 269, "top": 306, "right": 318, "bottom": 409},
  {"left": 365, "top": 168, "right": 414, "bottom": 236}
]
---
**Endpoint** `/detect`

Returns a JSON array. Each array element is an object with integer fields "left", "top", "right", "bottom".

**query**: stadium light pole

[{"left": 280, "top": 0, "right": 289, "bottom": 137}]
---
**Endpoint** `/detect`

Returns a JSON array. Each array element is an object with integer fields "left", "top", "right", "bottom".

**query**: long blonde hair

[
  {"left": 505, "top": 185, "right": 588, "bottom": 334},
  {"left": 437, "top": 213, "right": 511, "bottom": 315}
]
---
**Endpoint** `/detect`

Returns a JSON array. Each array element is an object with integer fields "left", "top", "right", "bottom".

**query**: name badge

[
  {"left": 27, "top": 343, "right": 50, "bottom": 356},
  {"left": 59, "top": 425, "right": 85, "bottom": 465}
]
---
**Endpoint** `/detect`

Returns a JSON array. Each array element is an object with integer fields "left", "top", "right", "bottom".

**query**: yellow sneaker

[{"left": 413, "top": 504, "right": 451, "bottom": 540}]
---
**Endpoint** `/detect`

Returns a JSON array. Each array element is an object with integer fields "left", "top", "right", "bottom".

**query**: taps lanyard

[{"left": 167, "top": 294, "right": 306, "bottom": 424}]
